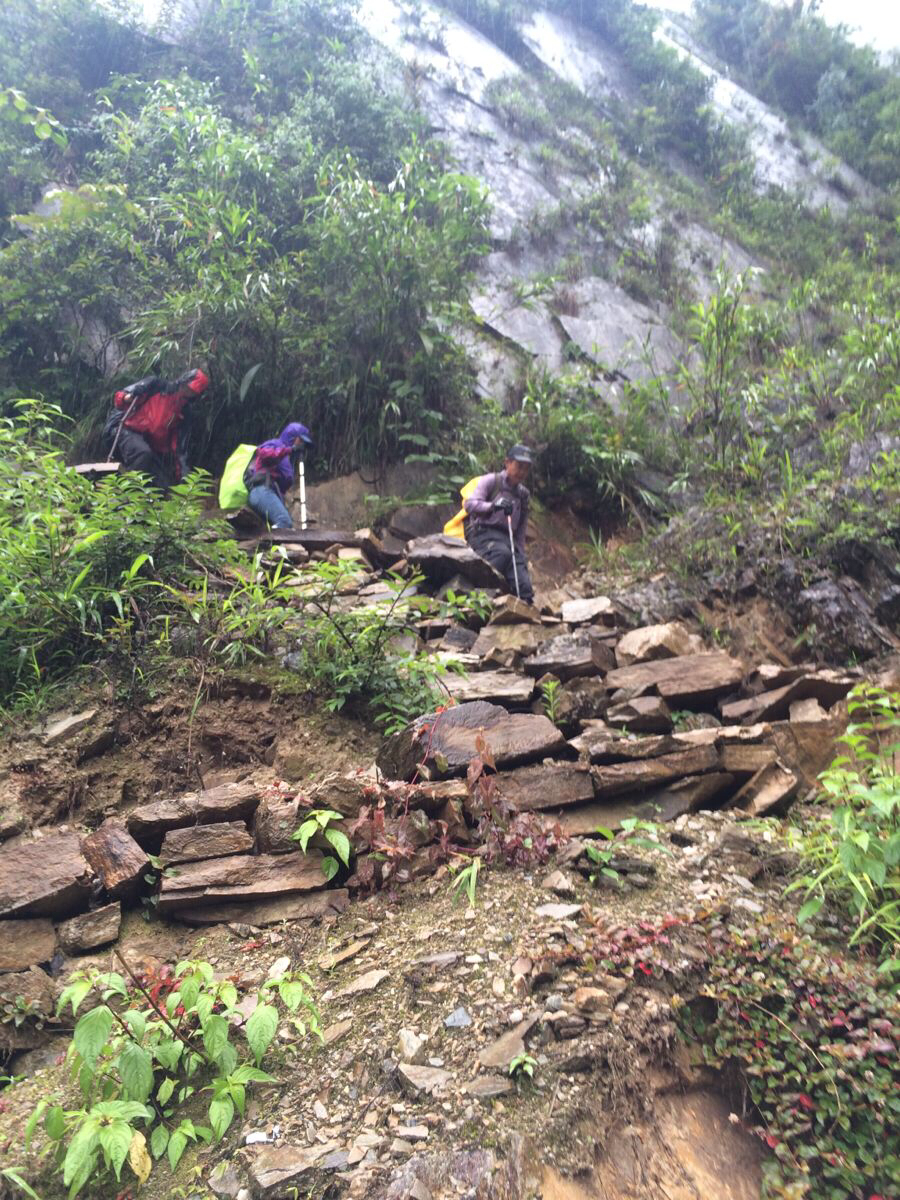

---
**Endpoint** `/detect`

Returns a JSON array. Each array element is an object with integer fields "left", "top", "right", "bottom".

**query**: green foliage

[
  {"left": 540, "top": 677, "right": 562, "bottom": 724},
  {"left": 30, "top": 960, "right": 317, "bottom": 1195},
  {"left": 585, "top": 819, "right": 668, "bottom": 885},
  {"left": 0, "top": 1165, "right": 42, "bottom": 1199},
  {"left": 787, "top": 684, "right": 900, "bottom": 968},
  {"left": 508, "top": 1051, "right": 537, "bottom": 1080},
  {"left": 696, "top": 0, "right": 900, "bottom": 188},
  {"left": 292, "top": 808, "right": 351, "bottom": 880},
  {"left": 682, "top": 921, "right": 899, "bottom": 1199},
  {"left": 449, "top": 856, "right": 481, "bottom": 906},
  {"left": 0, "top": 400, "right": 237, "bottom": 707},
  {"left": 284, "top": 562, "right": 460, "bottom": 734}
]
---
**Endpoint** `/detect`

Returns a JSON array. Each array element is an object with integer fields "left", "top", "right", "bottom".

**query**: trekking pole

[
  {"left": 506, "top": 514, "right": 521, "bottom": 599},
  {"left": 106, "top": 396, "right": 139, "bottom": 462},
  {"left": 298, "top": 457, "right": 307, "bottom": 530}
]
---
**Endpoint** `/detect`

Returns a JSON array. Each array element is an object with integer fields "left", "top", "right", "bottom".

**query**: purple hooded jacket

[{"left": 251, "top": 422, "right": 312, "bottom": 496}]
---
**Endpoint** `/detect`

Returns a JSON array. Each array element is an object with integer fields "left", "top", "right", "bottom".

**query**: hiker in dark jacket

[
  {"left": 463, "top": 444, "right": 535, "bottom": 604},
  {"left": 103, "top": 368, "right": 210, "bottom": 489},
  {"left": 244, "top": 422, "right": 313, "bottom": 530}
]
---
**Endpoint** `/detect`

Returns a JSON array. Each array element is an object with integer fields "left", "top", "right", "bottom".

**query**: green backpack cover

[{"left": 218, "top": 443, "right": 256, "bottom": 510}]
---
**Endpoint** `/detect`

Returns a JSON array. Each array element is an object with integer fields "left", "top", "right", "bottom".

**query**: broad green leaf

[
  {"left": 322, "top": 856, "right": 339, "bottom": 881},
  {"left": 231, "top": 1064, "right": 278, "bottom": 1084},
  {"left": 63, "top": 1121, "right": 100, "bottom": 1189},
  {"left": 245, "top": 1001, "right": 278, "bottom": 1065},
  {"left": 278, "top": 980, "right": 307, "bottom": 1013},
  {"left": 119, "top": 1042, "right": 154, "bottom": 1102},
  {"left": 179, "top": 976, "right": 200, "bottom": 1011},
  {"left": 45, "top": 1104, "right": 66, "bottom": 1140},
  {"left": 208, "top": 1095, "right": 234, "bottom": 1141},
  {"left": 202, "top": 1013, "right": 230, "bottom": 1062},
  {"left": 324, "top": 827, "right": 351, "bottom": 866},
  {"left": 73, "top": 1005, "right": 113, "bottom": 1065},
  {"left": 153, "top": 1038, "right": 183, "bottom": 1071},
  {"left": 0, "top": 1168, "right": 42, "bottom": 1200},
  {"left": 124, "top": 1010, "right": 146, "bottom": 1042},
  {"left": 797, "top": 896, "right": 823, "bottom": 923},
  {"left": 57, "top": 979, "right": 92, "bottom": 1017},
  {"left": 292, "top": 819, "right": 316, "bottom": 852},
  {"left": 24, "top": 1100, "right": 47, "bottom": 1149},
  {"left": 167, "top": 1129, "right": 187, "bottom": 1172},
  {"left": 149, "top": 1123, "right": 169, "bottom": 1159},
  {"left": 157, "top": 1076, "right": 175, "bottom": 1105},
  {"left": 98, "top": 1120, "right": 133, "bottom": 1180}
]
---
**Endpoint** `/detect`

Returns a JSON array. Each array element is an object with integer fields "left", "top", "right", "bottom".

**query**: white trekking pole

[
  {"left": 506, "top": 514, "right": 521, "bottom": 599},
  {"left": 298, "top": 456, "right": 307, "bottom": 530}
]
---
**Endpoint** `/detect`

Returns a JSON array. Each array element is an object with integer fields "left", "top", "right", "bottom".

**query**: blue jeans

[{"left": 248, "top": 484, "right": 293, "bottom": 530}]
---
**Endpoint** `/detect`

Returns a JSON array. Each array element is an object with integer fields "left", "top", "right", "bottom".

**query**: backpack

[
  {"left": 218, "top": 443, "right": 257, "bottom": 510},
  {"left": 443, "top": 473, "right": 501, "bottom": 540}
]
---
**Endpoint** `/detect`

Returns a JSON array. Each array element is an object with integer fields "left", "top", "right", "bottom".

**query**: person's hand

[{"left": 492, "top": 496, "right": 514, "bottom": 515}]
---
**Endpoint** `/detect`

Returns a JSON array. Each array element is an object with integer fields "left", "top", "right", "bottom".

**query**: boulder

[
  {"left": 720, "top": 672, "right": 856, "bottom": 724},
  {"left": 730, "top": 762, "right": 799, "bottom": 817},
  {"left": 556, "top": 773, "right": 736, "bottom": 835},
  {"left": 605, "top": 652, "right": 744, "bottom": 708},
  {"left": 471, "top": 623, "right": 554, "bottom": 662},
  {"left": 492, "top": 763, "right": 594, "bottom": 813},
  {"left": 56, "top": 902, "right": 121, "bottom": 954},
  {"left": 406, "top": 534, "right": 506, "bottom": 589},
  {"left": 377, "top": 701, "right": 567, "bottom": 781},
  {"left": 591, "top": 745, "right": 719, "bottom": 799},
  {"left": 0, "top": 918, "right": 56, "bottom": 973},
  {"left": 157, "top": 850, "right": 327, "bottom": 913},
  {"left": 402, "top": 778, "right": 470, "bottom": 817},
  {"left": 253, "top": 795, "right": 302, "bottom": 854},
  {"left": 41, "top": 708, "right": 98, "bottom": 747},
  {"left": 126, "top": 782, "right": 261, "bottom": 846},
  {"left": 172, "top": 888, "right": 349, "bottom": 926},
  {"left": 718, "top": 744, "right": 778, "bottom": 776},
  {"left": 0, "top": 831, "right": 93, "bottom": 918},
  {"left": 445, "top": 671, "right": 535, "bottom": 706},
  {"left": 80, "top": 821, "right": 150, "bottom": 900},
  {"left": 248, "top": 1142, "right": 341, "bottom": 1198},
  {"left": 159, "top": 822, "right": 254, "bottom": 865},
  {"left": 606, "top": 695, "right": 673, "bottom": 733},
  {"left": 398, "top": 1063, "right": 453, "bottom": 1096},
  {"left": 0, "top": 965, "right": 56, "bottom": 1051},
  {"left": 306, "top": 773, "right": 380, "bottom": 819},
  {"left": 614, "top": 622, "right": 705, "bottom": 667},
  {"left": 768, "top": 714, "right": 846, "bottom": 788},
  {"left": 552, "top": 677, "right": 608, "bottom": 726},
  {"left": 560, "top": 596, "right": 616, "bottom": 626},
  {"left": 438, "top": 625, "right": 478, "bottom": 653},
  {"left": 487, "top": 596, "right": 543, "bottom": 625},
  {"left": 574, "top": 730, "right": 685, "bottom": 763},
  {"left": 523, "top": 632, "right": 615, "bottom": 682}
]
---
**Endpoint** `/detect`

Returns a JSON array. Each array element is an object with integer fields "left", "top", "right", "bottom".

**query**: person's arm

[
  {"left": 463, "top": 473, "right": 498, "bottom": 516},
  {"left": 169, "top": 368, "right": 209, "bottom": 400},
  {"left": 255, "top": 443, "right": 292, "bottom": 466}
]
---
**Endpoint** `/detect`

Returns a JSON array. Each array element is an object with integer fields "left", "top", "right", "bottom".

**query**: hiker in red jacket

[{"left": 103, "top": 368, "right": 210, "bottom": 489}]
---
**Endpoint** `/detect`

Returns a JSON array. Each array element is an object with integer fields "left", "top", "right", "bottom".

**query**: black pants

[
  {"left": 468, "top": 523, "right": 534, "bottom": 603},
  {"left": 104, "top": 416, "right": 174, "bottom": 489}
]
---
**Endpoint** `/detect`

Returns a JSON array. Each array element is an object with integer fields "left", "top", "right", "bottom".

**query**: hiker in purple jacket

[
  {"left": 463, "top": 444, "right": 535, "bottom": 604},
  {"left": 244, "top": 422, "right": 313, "bottom": 530}
]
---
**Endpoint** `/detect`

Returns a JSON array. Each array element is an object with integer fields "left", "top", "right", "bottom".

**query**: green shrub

[
  {"left": 0, "top": 400, "right": 236, "bottom": 708},
  {"left": 787, "top": 683, "right": 900, "bottom": 970},
  {"left": 682, "top": 921, "right": 899, "bottom": 1199},
  {"left": 26, "top": 958, "right": 318, "bottom": 1196}
]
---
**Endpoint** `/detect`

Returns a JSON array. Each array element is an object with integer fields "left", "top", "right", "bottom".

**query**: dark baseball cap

[{"left": 506, "top": 443, "right": 534, "bottom": 464}]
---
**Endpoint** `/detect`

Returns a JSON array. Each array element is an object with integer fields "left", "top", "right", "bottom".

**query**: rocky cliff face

[{"left": 345, "top": 0, "right": 872, "bottom": 410}]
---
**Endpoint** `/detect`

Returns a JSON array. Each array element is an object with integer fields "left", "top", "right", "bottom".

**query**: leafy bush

[
  {"left": 0, "top": 400, "right": 236, "bottom": 707},
  {"left": 683, "top": 921, "right": 899, "bottom": 1199},
  {"left": 26, "top": 958, "right": 318, "bottom": 1196},
  {"left": 787, "top": 684, "right": 899, "bottom": 969},
  {"left": 283, "top": 562, "right": 460, "bottom": 733}
]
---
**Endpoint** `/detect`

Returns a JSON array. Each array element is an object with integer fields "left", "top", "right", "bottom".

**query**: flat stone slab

[
  {"left": 561, "top": 596, "right": 616, "bottom": 626},
  {"left": 157, "top": 850, "right": 327, "bottom": 913},
  {"left": 81, "top": 821, "right": 150, "bottom": 899},
  {"left": 249, "top": 1141, "right": 341, "bottom": 1197},
  {"left": 42, "top": 708, "right": 98, "bottom": 746},
  {"left": 57, "top": 901, "right": 121, "bottom": 953},
  {"left": 377, "top": 701, "right": 567, "bottom": 781},
  {"left": 487, "top": 596, "right": 543, "bottom": 625},
  {"left": 720, "top": 672, "right": 855, "bottom": 724},
  {"left": 523, "top": 632, "right": 614, "bottom": 682},
  {"left": 127, "top": 781, "right": 261, "bottom": 845},
  {"left": 159, "top": 821, "right": 254, "bottom": 865},
  {"left": 406, "top": 534, "right": 506, "bottom": 589},
  {"left": 0, "top": 918, "right": 57, "bottom": 972},
  {"left": 478, "top": 1013, "right": 540, "bottom": 1068},
  {"left": 555, "top": 773, "right": 736, "bottom": 835},
  {"left": 0, "top": 831, "right": 93, "bottom": 918},
  {"left": 171, "top": 888, "right": 349, "bottom": 926},
  {"left": 445, "top": 671, "right": 535, "bottom": 706},
  {"left": 607, "top": 695, "right": 673, "bottom": 733},
  {"left": 730, "top": 762, "right": 799, "bottom": 817},
  {"left": 471, "top": 623, "right": 554, "bottom": 660},
  {"left": 398, "top": 1063, "right": 453, "bottom": 1096},
  {"left": 591, "top": 745, "right": 719, "bottom": 799},
  {"left": 492, "top": 763, "right": 594, "bottom": 812},
  {"left": 337, "top": 968, "right": 389, "bottom": 997},
  {"left": 605, "top": 652, "right": 744, "bottom": 707},
  {"left": 615, "top": 622, "right": 704, "bottom": 667}
]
